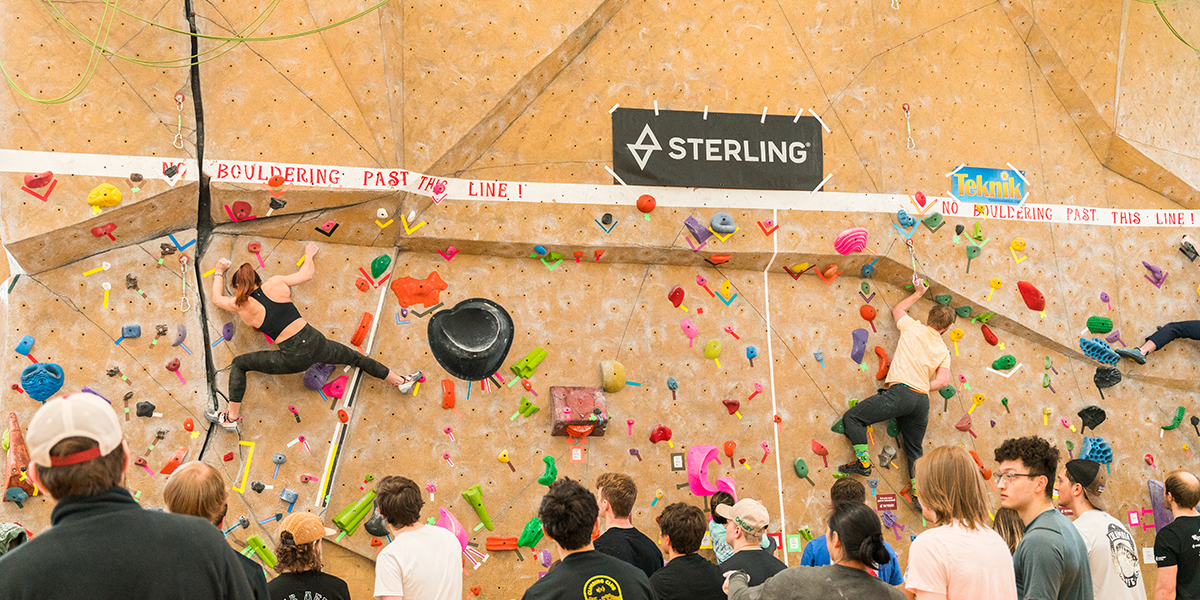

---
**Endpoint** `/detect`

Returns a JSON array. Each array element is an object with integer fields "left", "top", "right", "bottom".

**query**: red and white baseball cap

[{"left": 27, "top": 392, "right": 123, "bottom": 468}]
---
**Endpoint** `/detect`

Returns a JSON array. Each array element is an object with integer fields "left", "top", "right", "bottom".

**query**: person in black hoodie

[
  {"left": 163, "top": 461, "right": 271, "bottom": 600},
  {"left": 0, "top": 392, "right": 253, "bottom": 600},
  {"left": 593, "top": 472, "right": 663, "bottom": 578},
  {"left": 651, "top": 503, "right": 724, "bottom": 600}
]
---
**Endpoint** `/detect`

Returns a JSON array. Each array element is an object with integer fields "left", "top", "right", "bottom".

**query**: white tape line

[
  {"left": 945, "top": 163, "right": 966, "bottom": 177},
  {"left": 761, "top": 106, "right": 768, "bottom": 124},
  {"left": 763, "top": 206, "right": 787, "bottom": 565},
  {"left": 604, "top": 165, "right": 628, "bottom": 187},
  {"left": 808, "top": 109, "right": 831, "bottom": 133},
  {"left": 608, "top": 103, "right": 620, "bottom": 114},
  {"left": 1007, "top": 163, "right": 1030, "bottom": 185}
]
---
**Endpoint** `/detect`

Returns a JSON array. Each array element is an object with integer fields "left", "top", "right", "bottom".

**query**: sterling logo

[
  {"left": 627, "top": 124, "right": 662, "bottom": 170},
  {"left": 611, "top": 107, "right": 823, "bottom": 191}
]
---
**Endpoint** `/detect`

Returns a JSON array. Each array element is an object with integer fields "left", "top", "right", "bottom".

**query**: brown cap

[
  {"left": 278, "top": 512, "right": 336, "bottom": 545},
  {"left": 1065, "top": 459, "right": 1106, "bottom": 511},
  {"left": 715, "top": 498, "right": 769, "bottom": 534}
]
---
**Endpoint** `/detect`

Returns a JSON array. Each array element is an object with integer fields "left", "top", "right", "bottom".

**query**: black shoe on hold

[
  {"left": 1115, "top": 348, "right": 1146, "bottom": 365},
  {"left": 837, "top": 461, "right": 872, "bottom": 477}
]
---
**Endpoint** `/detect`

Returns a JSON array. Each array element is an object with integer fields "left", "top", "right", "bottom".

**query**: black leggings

[
  {"left": 842, "top": 384, "right": 929, "bottom": 479},
  {"left": 228, "top": 324, "right": 389, "bottom": 404},
  {"left": 1147, "top": 321, "right": 1200, "bottom": 352}
]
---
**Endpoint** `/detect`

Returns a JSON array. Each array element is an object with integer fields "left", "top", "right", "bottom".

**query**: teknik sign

[
  {"left": 611, "top": 108, "right": 824, "bottom": 191},
  {"left": 948, "top": 165, "right": 1029, "bottom": 206}
]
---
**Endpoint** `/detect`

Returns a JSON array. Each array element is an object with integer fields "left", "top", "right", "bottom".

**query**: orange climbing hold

[
  {"left": 4, "top": 413, "right": 36, "bottom": 499},
  {"left": 874, "top": 346, "right": 891, "bottom": 381},
  {"left": 389, "top": 271, "right": 447, "bottom": 308}
]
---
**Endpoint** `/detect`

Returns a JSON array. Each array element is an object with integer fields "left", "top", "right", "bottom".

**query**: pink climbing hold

[
  {"left": 322, "top": 375, "right": 348, "bottom": 399},
  {"left": 686, "top": 444, "right": 737, "bottom": 497},
  {"left": 834, "top": 227, "right": 869, "bottom": 255}
]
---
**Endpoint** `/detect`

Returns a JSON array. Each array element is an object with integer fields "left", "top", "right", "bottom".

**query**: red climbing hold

[
  {"left": 874, "top": 346, "right": 891, "bottom": 380},
  {"left": 1017, "top": 281, "right": 1045, "bottom": 312},
  {"left": 981, "top": 324, "right": 998, "bottom": 346}
]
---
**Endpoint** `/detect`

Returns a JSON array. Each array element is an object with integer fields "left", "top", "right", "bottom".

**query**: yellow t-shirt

[{"left": 885, "top": 315, "right": 951, "bottom": 393}]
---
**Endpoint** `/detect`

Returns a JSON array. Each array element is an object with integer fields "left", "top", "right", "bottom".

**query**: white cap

[{"left": 27, "top": 393, "right": 123, "bottom": 468}]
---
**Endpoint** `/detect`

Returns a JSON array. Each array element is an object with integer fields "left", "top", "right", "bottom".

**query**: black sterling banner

[{"left": 611, "top": 108, "right": 823, "bottom": 191}]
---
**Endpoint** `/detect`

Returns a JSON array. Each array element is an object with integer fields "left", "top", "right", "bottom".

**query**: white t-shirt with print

[
  {"left": 374, "top": 524, "right": 463, "bottom": 600},
  {"left": 1071, "top": 509, "right": 1146, "bottom": 600}
]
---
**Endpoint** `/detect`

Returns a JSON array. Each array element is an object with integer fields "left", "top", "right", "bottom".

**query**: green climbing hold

[
  {"left": 847, "top": 398, "right": 859, "bottom": 409},
  {"left": 955, "top": 306, "right": 972, "bottom": 318},
  {"left": 370, "top": 255, "right": 392, "bottom": 279},
  {"left": 965, "top": 245, "right": 982, "bottom": 260},
  {"left": 518, "top": 516, "right": 544, "bottom": 548},
  {"left": 547, "top": 251, "right": 563, "bottom": 261},
  {"left": 975, "top": 312, "right": 996, "bottom": 323},
  {"left": 886, "top": 419, "right": 899, "bottom": 438},
  {"left": 861, "top": 282, "right": 871, "bottom": 295},
  {"left": 992, "top": 355, "right": 1017, "bottom": 370},
  {"left": 831, "top": 417, "right": 845, "bottom": 435},
  {"left": 923, "top": 213, "right": 944, "bottom": 228},
  {"left": 1042, "top": 373, "right": 1052, "bottom": 388},
  {"left": 971, "top": 221, "right": 984, "bottom": 240},
  {"left": 538, "top": 455, "right": 557, "bottom": 486},
  {"left": 935, "top": 295, "right": 952, "bottom": 306},
  {"left": 1163, "top": 406, "right": 1185, "bottom": 430},
  {"left": 793, "top": 458, "right": 810, "bottom": 479},
  {"left": 1086, "top": 316, "right": 1113, "bottom": 334},
  {"left": 939, "top": 386, "right": 956, "bottom": 400},
  {"left": 1044, "top": 356, "right": 1053, "bottom": 370}
]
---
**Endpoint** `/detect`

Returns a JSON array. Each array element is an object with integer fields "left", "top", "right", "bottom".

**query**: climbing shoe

[
  {"left": 204, "top": 409, "right": 241, "bottom": 432},
  {"left": 397, "top": 371, "right": 422, "bottom": 394},
  {"left": 837, "top": 460, "right": 872, "bottom": 477},
  {"left": 1115, "top": 348, "right": 1146, "bottom": 365}
]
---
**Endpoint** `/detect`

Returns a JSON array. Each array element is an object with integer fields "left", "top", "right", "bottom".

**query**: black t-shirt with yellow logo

[{"left": 521, "top": 550, "right": 657, "bottom": 600}]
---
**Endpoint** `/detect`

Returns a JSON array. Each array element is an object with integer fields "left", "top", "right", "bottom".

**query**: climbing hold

[
  {"left": 955, "top": 224, "right": 965, "bottom": 236},
  {"left": 538, "top": 456, "right": 557, "bottom": 486},
  {"left": 710, "top": 212, "right": 736, "bottom": 234},
  {"left": 1086, "top": 316, "right": 1113, "bottom": 334},
  {"left": 1011, "top": 238, "right": 1026, "bottom": 251},
  {"left": 703, "top": 339, "right": 722, "bottom": 361},
  {"left": 24, "top": 171, "right": 53, "bottom": 188},
  {"left": 1078, "top": 436, "right": 1113, "bottom": 465},
  {"left": 923, "top": 213, "right": 944, "bottom": 229},
  {"left": 861, "top": 263, "right": 875, "bottom": 278},
  {"left": 981, "top": 324, "right": 998, "bottom": 346},
  {"left": 1077, "top": 406, "right": 1107, "bottom": 431},
  {"left": 886, "top": 419, "right": 899, "bottom": 438},
  {"left": 1093, "top": 367, "right": 1122, "bottom": 399},
  {"left": 461, "top": 485, "right": 494, "bottom": 531},
  {"left": 965, "top": 245, "right": 981, "bottom": 260},
  {"left": 87, "top": 183, "right": 123, "bottom": 207},
  {"left": 303, "top": 363, "right": 335, "bottom": 391},
  {"left": 231, "top": 201, "right": 253, "bottom": 221},
  {"left": 518, "top": 516, "right": 544, "bottom": 548},
  {"left": 830, "top": 417, "right": 845, "bottom": 434},
  {"left": 680, "top": 318, "right": 699, "bottom": 347},
  {"left": 371, "top": 255, "right": 392, "bottom": 279},
  {"left": 649, "top": 425, "right": 672, "bottom": 444},
  {"left": 1018, "top": 281, "right": 1046, "bottom": 312},
  {"left": 1162, "top": 406, "right": 1185, "bottom": 431},
  {"left": 955, "top": 306, "right": 972, "bottom": 318},
  {"left": 935, "top": 294, "right": 952, "bottom": 306},
  {"left": 322, "top": 375, "right": 349, "bottom": 399},
  {"left": 599, "top": 360, "right": 626, "bottom": 393},
  {"left": 722, "top": 399, "right": 740, "bottom": 415},
  {"left": 874, "top": 347, "right": 891, "bottom": 381},
  {"left": 955, "top": 414, "right": 976, "bottom": 438},
  {"left": 1079, "top": 338, "right": 1119, "bottom": 365},
  {"left": 939, "top": 386, "right": 956, "bottom": 400},
  {"left": 793, "top": 458, "right": 814, "bottom": 485},
  {"left": 668, "top": 286, "right": 685, "bottom": 308},
  {"left": 833, "top": 228, "right": 869, "bottom": 255},
  {"left": 390, "top": 272, "right": 448, "bottom": 308},
  {"left": 637, "top": 194, "right": 656, "bottom": 214},
  {"left": 135, "top": 401, "right": 155, "bottom": 417},
  {"left": 601, "top": 214, "right": 613, "bottom": 226},
  {"left": 851, "top": 329, "right": 868, "bottom": 364},
  {"left": 21, "top": 363, "right": 64, "bottom": 402},
  {"left": 971, "top": 221, "right": 984, "bottom": 240},
  {"left": 991, "top": 355, "right": 1016, "bottom": 370},
  {"left": 897, "top": 210, "right": 916, "bottom": 227}
]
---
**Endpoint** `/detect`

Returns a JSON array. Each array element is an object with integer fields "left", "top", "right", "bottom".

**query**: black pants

[
  {"left": 842, "top": 384, "right": 929, "bottom": 479},
  {"left": 1147, "top": 321, "right": 1200, "bottom": 352},
  {"left": 228, "top": 324, "right": 390, "bottom": 404}
]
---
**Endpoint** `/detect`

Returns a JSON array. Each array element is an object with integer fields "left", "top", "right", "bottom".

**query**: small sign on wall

[
  {"left": 877, "top": 494, "right": 897, "bottom": 511},
  {"left": 786, "top": 535, "right": 804, "bottom": 553},
  {"left": 670, "top": 453, "right": 685, "bottom": 471},
  {"left": 569, "top": 447, "right": 585, "bottom": 463}
]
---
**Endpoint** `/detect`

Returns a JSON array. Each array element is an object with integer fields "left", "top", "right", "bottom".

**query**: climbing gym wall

[{"left": 3, "top": 0, "right": 1200, "bottom": 598}]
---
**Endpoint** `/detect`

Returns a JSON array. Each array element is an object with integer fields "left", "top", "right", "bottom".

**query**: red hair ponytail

[{"left": 230, "top": 263, "right": 260, "bottom": 307}]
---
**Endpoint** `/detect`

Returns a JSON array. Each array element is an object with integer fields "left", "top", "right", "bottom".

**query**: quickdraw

[
  {"left": 173, "top": 93, "right": 185, "bottom": 149},
  {"left": 179, "top": 254, "right": 192, "bottom": 312}
]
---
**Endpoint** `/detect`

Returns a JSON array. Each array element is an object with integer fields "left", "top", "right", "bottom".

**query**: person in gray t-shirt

[{"left": 995, "top": 436, "right": 1093, "bottom": 600}]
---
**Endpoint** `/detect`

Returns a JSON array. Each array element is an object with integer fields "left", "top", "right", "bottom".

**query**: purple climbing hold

[
  {"left": 304, "top": 362, "right": 336, "bottom": 391},
  {"left": 851, "top": 329, "right": 869, "bottom": 364}
]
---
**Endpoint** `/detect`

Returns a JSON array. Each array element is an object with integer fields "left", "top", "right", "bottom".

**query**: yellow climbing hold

[{"left": 87, "top": 183, "right": 123, "bottom": 207}]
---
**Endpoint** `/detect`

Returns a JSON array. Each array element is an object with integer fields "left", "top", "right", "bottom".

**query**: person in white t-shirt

[
  {"left": 373, "top": 476, "right": 463, "bottom": 600},
  {"left": 902, "top": 445, "right": 1017, "bottom": 600},
  {"left": 1054, "top": 459, "right": 1146, "bottom": 600}
]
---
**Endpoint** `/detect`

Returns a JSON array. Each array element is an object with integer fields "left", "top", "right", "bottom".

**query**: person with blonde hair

[
  {"left": 992, "top": 508, "right": 1024, "bottom": 555},
  {"left": 902, "top": 446, "right": 1017, "bottom": 600},
  {"left": 164, "top": 461, "right": 270, "bottom": 600}
]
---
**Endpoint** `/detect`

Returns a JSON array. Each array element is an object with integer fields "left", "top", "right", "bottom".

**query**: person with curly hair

[
  {"left": 995, "top": 436, "right": 1093, "bottom": 600},
  {"left": 269, "top": 512, "right": 349, "bottom": 600}
]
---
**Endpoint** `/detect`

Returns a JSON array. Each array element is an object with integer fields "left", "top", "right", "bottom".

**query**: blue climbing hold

[
  {"left": 861, "top": 263, "right": 875, "bottom": 278},
  {"left": 1079, "top": 337, "right": 1119, "bottom": 365},
  {"left": 897, "top": 210, "right": 916, "bottom": 228},
  {"left": 1079, "top": 436, "right": 1113, "bottom": 465},
  {"left": 534, "top": 246, "right": 547, "bottom": 256},
  {"left": 22, "top": 362, "right": 64, "bottom": 402}
]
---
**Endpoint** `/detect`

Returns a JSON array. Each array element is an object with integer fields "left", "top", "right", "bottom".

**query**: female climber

[{"left": 204, "top": 242, "right": 419, "bottom": 431}]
